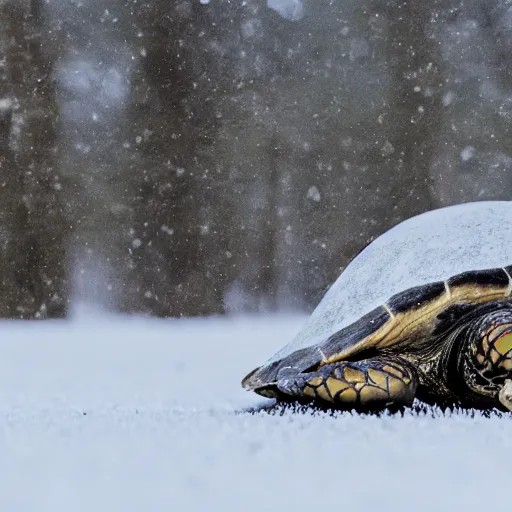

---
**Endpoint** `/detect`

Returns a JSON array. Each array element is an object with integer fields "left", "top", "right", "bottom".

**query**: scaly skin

[{"left": 276, "top": 357, "right": 417, "bottom": 408}]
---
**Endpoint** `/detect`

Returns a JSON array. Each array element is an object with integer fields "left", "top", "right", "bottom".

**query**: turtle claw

[{"left": 498, "top": 379, "right": 512, "bottom": 411}]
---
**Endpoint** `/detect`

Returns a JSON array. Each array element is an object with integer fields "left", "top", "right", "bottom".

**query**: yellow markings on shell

[
  {"left": 444, "top": 280, "right": 452, "bottom": 299},
  {"left": 359, "top": 385, "right": 389, "bottom": 404},
  {"left": 367, "top": 368, "right": 388, "bottom": 389},
  {"left": 324, "top": 378, "right": 350, "bottom": 396},
  {"left": 383, "top": 303, "right": 396, "bottom": 320},
  {"left": 493, "top": 332, "right": 512, "bottom": 357},
  {"left": 476, "top": 353, "right": 485, "bottom": 366},
  {"left": 343, "top": 367, "right": 366, "bottom": 383},
  {"left": 381, "top": 283, "right": 509, "bottom": 348},
  {"left": 324, "top": 281, "right": 510, "bottom": 366}
]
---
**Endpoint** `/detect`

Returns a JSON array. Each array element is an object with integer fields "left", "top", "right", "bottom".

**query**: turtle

[{"left": 241, "top": 200, "right": 512, "bottom": 412}]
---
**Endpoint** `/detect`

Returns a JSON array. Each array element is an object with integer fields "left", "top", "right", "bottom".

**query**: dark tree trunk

[
  {"left": 123, "top": 1, "right": 224, "bottom": 316},
  {"left": 369, "top": 0, "right": 442, "bottom": 228},
  {"left": 0, "top": 0, "right": 68, "bottom": 318}
]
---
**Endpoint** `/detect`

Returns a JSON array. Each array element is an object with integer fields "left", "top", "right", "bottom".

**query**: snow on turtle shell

[{"left": 267, "top": 200, "right": 512, "bottom": 366}]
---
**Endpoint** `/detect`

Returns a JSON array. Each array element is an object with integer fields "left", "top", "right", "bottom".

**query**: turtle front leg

[{"left": 276, "top": 357, "right": 418, "bottom": 409}]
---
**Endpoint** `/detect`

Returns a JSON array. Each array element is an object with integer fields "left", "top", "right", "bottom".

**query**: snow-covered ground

[{"left": 0, "top": 311, "right": 510, "bottom": 511}]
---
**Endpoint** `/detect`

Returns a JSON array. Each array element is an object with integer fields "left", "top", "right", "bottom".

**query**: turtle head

[
  {"left": 459, "top": 306, "right": 512, "bottom": 410},
  {"left": 242, "top": 346, "right": 325, "bottom": 398}
]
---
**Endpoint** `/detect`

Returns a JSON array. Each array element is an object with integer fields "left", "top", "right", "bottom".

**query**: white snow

[
  {"left": 0, "top": 98, "right": 12, "bottom": 111},
  {"left": 0, "top": 310, "right": 510, "bottom": 511},
  {"left": 267, "top": 0, "right": 304, "bottom": 21},
  {"left": 306, "top": 185, "right": 321, "bottom": 202},
  {"left": 461, "top": 146, "right": 475, "bottom": 161}
]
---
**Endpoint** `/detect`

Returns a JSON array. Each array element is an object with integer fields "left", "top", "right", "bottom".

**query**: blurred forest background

[{"left": 0, "top": 0, "right": 512, "bottom": 319}]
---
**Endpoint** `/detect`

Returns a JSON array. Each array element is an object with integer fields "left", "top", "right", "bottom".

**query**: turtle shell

[{"left": 243, "top": 200, "right": 512, "bottom": 390}]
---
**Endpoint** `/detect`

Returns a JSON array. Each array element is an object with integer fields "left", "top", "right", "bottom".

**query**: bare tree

[{"left": 373, "top": 0, "right": 442, "bottom": 222}]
